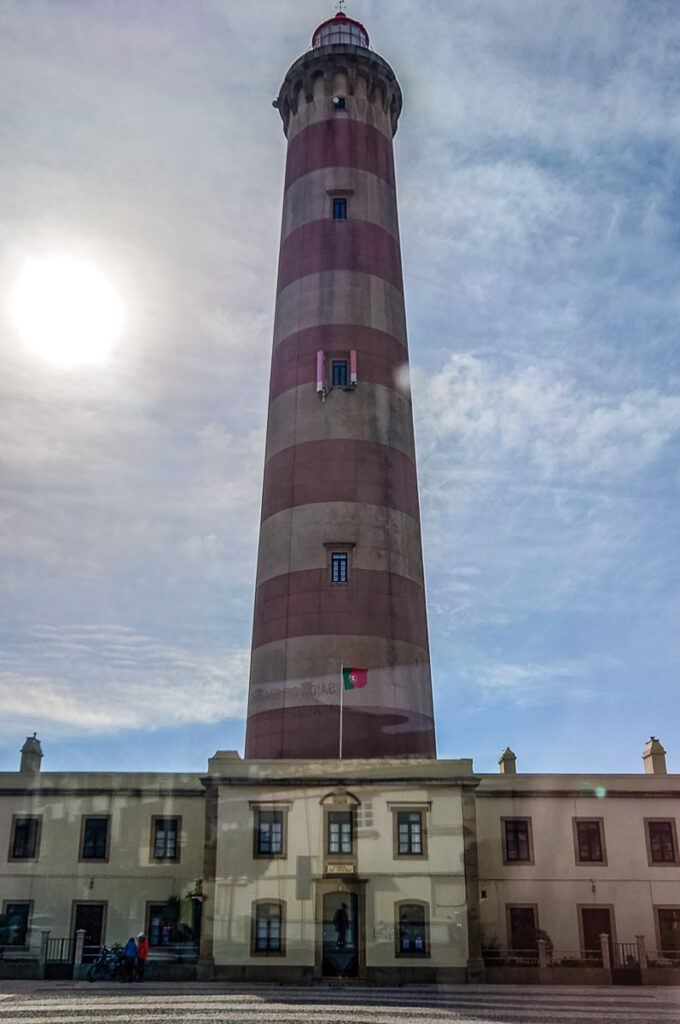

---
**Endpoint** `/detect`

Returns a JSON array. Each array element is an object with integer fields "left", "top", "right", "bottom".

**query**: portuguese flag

[{"left": 343, "top": 667, "right": 368, "bottom": 690}]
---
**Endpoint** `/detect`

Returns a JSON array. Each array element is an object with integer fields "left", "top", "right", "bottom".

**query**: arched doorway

[{"left": 321, "top": 890, "right": 359, "bottom": 978}]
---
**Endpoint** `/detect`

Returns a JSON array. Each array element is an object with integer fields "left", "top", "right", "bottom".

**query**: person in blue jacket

[{"left": 123, "top": 936, "right": 138, "bottom": 981}]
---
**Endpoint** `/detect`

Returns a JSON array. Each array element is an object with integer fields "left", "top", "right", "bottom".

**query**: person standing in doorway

[
  {"left": 136, "top": 932, "right": 149, "bottom": 981},
  {"left": 333, "top": 903, "right": 349, "bottom": 950}
]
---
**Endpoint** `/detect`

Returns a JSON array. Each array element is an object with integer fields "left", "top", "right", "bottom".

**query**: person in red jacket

[{"left": 136, "top": 932, "right": 149, "bottom": 981}]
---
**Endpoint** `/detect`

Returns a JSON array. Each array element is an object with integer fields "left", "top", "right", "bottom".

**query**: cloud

[
  {"left": 0, "top": 624, "right": 248, "bottom": 734},
  {"left": 415, "top": 354, "right": 680, "bottom": 484},
  {"left": 467, "top": 659, "right": 602, "bottom": 709}
]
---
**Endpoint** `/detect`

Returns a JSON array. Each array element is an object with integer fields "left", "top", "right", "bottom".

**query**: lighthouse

[{"left": 245, "top": 11, "right": 436, "bottom": 759}]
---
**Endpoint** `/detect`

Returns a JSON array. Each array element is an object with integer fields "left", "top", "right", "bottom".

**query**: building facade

[
  {"left": 198, "top": 755, "right": 480, "bottom": 983},
  {"left": 1, "top": 738, "right": 679, "bottom": 983},
  {"left": 0, "top": 754, "right": 204, "bottom": 978}
]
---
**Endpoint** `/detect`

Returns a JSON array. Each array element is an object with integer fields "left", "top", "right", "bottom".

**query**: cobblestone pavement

[{"left": 0, "top": 984, "right": 679, "bottom": 1024}]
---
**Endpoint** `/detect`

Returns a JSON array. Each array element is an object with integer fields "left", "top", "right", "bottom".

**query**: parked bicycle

[{"left": 87, "top": 944, "right": 137, "bottom": 982}]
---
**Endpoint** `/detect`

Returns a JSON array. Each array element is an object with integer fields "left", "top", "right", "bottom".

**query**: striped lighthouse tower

[{"left": 245, "top": 11, "right": 436, "bottom": 759}]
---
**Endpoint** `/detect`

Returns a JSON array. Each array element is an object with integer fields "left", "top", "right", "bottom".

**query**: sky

[{"left": 0, "top": 0, "right": 678, "bottom": 776}]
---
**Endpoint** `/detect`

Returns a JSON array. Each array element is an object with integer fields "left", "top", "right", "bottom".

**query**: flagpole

[{"left": 339, "top": 662, "right": 344, "bottom": 759}]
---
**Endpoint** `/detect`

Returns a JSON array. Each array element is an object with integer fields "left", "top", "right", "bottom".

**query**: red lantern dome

[{"left": 312, "top": 11, "right": 369, "bottom": 49}]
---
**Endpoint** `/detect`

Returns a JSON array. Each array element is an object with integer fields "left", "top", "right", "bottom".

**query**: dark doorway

[
  {"left": 581, "top": 907, "right": 612, "bottom": 964},
  {"left": 322, "top": 891, "right": 358, "bottom": 978},
  {"left": 508, "top": 906, "right": 538, "bottom": 960},
  {"left": 74, "top": 903, "right": 105, "bottom": 962},
  {"left": 658, "top": 909, "right": 680, "bottom": 959}
]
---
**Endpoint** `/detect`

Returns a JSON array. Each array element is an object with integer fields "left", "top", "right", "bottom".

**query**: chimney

[
  {"left": 20, "top": 733, "right": 43, "bottom": 773},
  {"left": 642, "top": 736, "right": 667, "bottom": 775},
  {"left": 499, "top": 747, "right": 517, "bottom": 774}
]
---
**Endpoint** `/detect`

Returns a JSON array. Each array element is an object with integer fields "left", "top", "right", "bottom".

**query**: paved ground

[{"left": 0, "top": 983, "right": 679, "bottom": 1024}]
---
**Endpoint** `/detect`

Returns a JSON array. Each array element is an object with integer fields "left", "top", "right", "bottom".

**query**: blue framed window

[
  {"left": 255, "top": 808, "right": 285, "bottom": 856},
  {"left": 333, "top": 197, "right": 347, "bottom": 220},
  {"left": 332, "top": 360, "right": 348, "bottom": 386},
  {"left": 331, "top": 553, "right": 348, "bottom": 583},
  {"left": 253, "top": 901, "right": 284, "bottom": 954}
]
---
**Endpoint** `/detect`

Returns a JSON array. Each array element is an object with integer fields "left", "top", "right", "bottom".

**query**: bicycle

[{"left": 87, "top": 944, "right": 135, "bottom": 982}]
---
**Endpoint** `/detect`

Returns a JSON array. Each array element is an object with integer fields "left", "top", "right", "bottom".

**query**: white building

[{"left": 1, "top": 735, "right": 678, "bottom": 985}]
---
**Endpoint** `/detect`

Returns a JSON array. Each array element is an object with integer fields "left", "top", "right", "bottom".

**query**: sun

[{"left": 12, "top": 255, "right": 124, "bottom": 366}]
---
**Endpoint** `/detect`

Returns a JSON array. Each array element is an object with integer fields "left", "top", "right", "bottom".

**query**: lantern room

[{"left": 312, "top": 11, "right": 370, "bottom": 49}]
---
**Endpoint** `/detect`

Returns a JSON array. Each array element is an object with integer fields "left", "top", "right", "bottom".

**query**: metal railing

[
  {"left": 646, "top": 948, "right": 680, "bottom": 967},
  {"left": 484, "top": 937, "right": 680, "bottom": 971},
  {"left": 46, "top": 936, "right": 75, "bottom": 963},
  {"left": 612, "top": 941, "right": 640, "bottom": 968}
]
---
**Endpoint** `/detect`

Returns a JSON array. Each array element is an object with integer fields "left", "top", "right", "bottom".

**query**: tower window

[
  {"left": 333, "top": 97, "right": 346, "bottom": 110},
  {"left": 331, "top": 552, "right": 348, "bottom": 583},
  {"left": 332, "top": 360, "right": 348, "bottom": 387},
  {"left": 333, "top": 197, "right": 347, "bottom": 220}
]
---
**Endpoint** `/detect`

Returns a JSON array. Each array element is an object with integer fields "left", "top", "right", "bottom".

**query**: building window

[
  {"left": 328, "top": 810, "right": 353, "bottom": 854},
  {"left": 333, "top": 197, "right": 347, "bottom": 220},
  {"left": 252, "top": 901, "right": 284, "bottom": 955},
  {"left": 0, "top": 902, "right": 31, "bottom": 946},
  {"left": 152, "top": 817, "right": 180, "bottom": 861},
  {"left": 396, "top": 810, "right": 425, "bottom": 856},
  {"left": 656, "top": 908, "right": 680, "bottom": 959},
  {"left": 331, "top": 552, "right": 348, "bottom": 583},
  {"left": 502, "top": 818, "right": 533, "bottom": 863},
  {"left": 507, "top": 905, "right": 538, "bottom": 956},
  {"left": 574, "top": 818, "right": 606, "bottom": 864},
  {"left": 147, "top": 903, "right": 168, "bottom": 946},
  {"left": 80, "top": 817, "right": 109, "bottom": 861},
  {"left": 396, "top": 902, "right": 429, "bottom": 957},
  {"left": 9, "top": 816, "right": 40, "bottom": 860},
  {"left": 333, "top": 97, "right": 346, "bottom": 110},
  {"left": 646, "top": 819, "right": 678, "bottom": 864},
  {"left": 254, "top": 807, "right": 286, "bottom": 858}
]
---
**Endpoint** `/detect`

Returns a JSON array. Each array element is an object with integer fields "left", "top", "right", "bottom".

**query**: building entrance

[
  {"left": 321, "top": 891, "right": 358, "bottom": 978},
  {"left": 73, "top": 902, "right": 106, "bottom": 961},
  {"left": 581, "top": 906, "right": 612, "bottom": 963}
]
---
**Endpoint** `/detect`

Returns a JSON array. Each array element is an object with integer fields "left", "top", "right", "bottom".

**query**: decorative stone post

[
  {"left": 72, "top": 928, "right": 86, "bottom": 980},
  {"left": 599, "top": 932, "right": 611, "bottom": 970},
  {"left": 537, "top": 938, "right": 548, "bottom": 968},
  {"left": 38, "top": 930, "right": 50, "bottom": 980},
  {"left": 636, "top": 934, "right": 647, "bottom": 968}
]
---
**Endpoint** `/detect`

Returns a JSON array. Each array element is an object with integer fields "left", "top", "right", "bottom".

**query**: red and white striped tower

[{"left": 245, "top": 12, "right": 436, "bottom": 759}]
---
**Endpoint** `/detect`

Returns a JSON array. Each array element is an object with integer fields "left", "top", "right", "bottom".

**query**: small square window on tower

[
  {"left": 332, "top": 360, "right": 348, "bottom": 387},
  {"left": 333, "top": 96, "right": 346, "bottom": 110},
  {"left": 333, "top": 197, "right": 347, "bottom": 220},
  {"left": 331, "top": 552, "right": 348, "bottom": 583}
]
